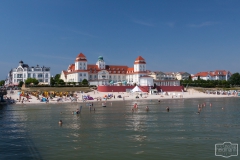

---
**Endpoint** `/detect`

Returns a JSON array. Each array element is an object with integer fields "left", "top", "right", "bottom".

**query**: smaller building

[
  {"left": 192, "top": 70, "right": 231, "bottom": 81},
  {"left": 5, "top": 61, "right": 51, "bottom": 86},
  {"left": 175, "top": 72, "right": 191, "bottom": 80}
]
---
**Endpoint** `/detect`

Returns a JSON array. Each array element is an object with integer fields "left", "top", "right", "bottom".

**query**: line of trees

[{"left": 0, "top": 80, "right": 4, "bottom": 86}]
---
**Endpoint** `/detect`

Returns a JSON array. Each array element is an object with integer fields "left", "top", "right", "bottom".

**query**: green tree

[
  {"left": 58, "top": 79, "right": 65, "bottom": 85},
  {"left": 55, "top": 74, "right": 60, "bottom": 82},
  {"left": 25, "top": 78, "right": 39, "bottom": 85},
  {"left": 0, "top": 80, "right": 5, "bottom": 86},
  {"left": 229, "top": 73, "right": 240, "bottom": 86},
  {"left": 18, "top": 81, "right": 24, "bottom": 87},
  {"left": 188, "top": 75, "right": 192, "bottom": 81},
  {"left": 82, "top": 79, "right": 88, "bottom": 85},
  {"left": 50, "top": 77, "right": 55, "bottom": 86}
]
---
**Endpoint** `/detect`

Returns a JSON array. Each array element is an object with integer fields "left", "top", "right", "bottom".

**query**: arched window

[{"left": 17, "top": 68, "right": 23, "bottom": 72}]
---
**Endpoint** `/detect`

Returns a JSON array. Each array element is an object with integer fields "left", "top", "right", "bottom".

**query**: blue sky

[{"left": 1, "top": 0, "right": 240, "bottom": 80}]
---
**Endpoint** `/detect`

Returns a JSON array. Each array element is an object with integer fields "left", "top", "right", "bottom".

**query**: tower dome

[{"left": 98, "top": 56, "right": 104, "bottom": 61}]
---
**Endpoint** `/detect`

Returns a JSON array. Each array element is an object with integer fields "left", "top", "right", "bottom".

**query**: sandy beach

[{"left": 4, "top": 88, "right": 238, "bottom": 105}]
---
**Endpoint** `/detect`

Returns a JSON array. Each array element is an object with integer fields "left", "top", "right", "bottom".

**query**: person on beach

[{"left": 210, "top": 103, "right": 212, "bottom": 107}]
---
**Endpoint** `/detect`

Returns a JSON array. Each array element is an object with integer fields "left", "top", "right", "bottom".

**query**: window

[
  {"left": 33, "top": 73, "right": 35, "bottom": 78},
  {"left": 28, "top": 74, "right": 31, "bottom": 78},
  {"left": 38, "top": 74, "right": 42, "bottom": 78},
  {"left": 17, "top": 68, "right": 23, "bottom": 72},
  {"left": 17, "top": 74, "right": 23, "bottom": 78},
  {"left": 34, "top": 68, "right": 41, "bottom": 71},
  {"left": 80, "top": 73, "right": 82, "bottom": 76},
  {"left": 84, "top": 73, "right": 86, "bottom": 76},
  {"left": 45, "top": 73, "right": 48, "bottom": 78}
]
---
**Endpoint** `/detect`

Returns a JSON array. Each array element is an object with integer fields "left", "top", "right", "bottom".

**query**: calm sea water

[{"left": 0, "top": 98, "right": 240, "bottom": 160}]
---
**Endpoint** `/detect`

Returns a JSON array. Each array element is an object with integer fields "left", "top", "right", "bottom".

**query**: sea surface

[{"left": 0, "top": 98, "right": 240, "bottom": 160}]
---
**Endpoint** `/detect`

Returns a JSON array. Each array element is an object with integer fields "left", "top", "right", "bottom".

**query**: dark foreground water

[{"left": 0, "top": 98, "right": 240, "bottom": 160}]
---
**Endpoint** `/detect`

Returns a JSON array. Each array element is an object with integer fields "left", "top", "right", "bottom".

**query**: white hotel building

[
  {"left": 5, "top": 61, "right": 51, "bottom": 86},
  {"left": 60, "top": 53, "right": 154, "bottom": 86}
]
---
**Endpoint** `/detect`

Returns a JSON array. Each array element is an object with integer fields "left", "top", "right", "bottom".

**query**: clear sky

[{"left": 1, "top": 0, "right": 240, "bottom": 80}]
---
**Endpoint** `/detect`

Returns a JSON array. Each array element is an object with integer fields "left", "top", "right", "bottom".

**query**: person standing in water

[
  {"left": 134, "top": 103, "right": 138, "bottom": 109},
  {"left": 166, "top": 107, "right": 170, "bottom": 112},
  {"left": 146, "top": 106, "right": 149, "bottom": 111},
  {"left": 59, "top": 120, "right": 63, "bottom": 125}
]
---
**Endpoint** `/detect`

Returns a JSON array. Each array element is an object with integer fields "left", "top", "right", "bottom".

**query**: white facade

[
  {"left": 61, "top": 53, "right": 150, "bottom": 86},
  {"left": 61, "top": 53, "right": 182, "bottom": 87},
  {"left": 5, "top": 61, "right": 51, "bottom": 86},
  {"left": 139, "top": 76, "right": 154, "bottom": 86}
]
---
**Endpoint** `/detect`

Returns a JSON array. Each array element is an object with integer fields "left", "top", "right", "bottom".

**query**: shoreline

[{"left": 4, "top": 89, "right": 239, "bottom": 106}]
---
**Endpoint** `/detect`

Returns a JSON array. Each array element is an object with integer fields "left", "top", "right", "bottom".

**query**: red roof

[
  {"left": 75, "top": 53, "right": 87, "bottom": 62},
  {"left": 134, "top": 56, "right": 146, "bottom": 64},
  {"left": 194, "top": 70, "right": 230, "bottom": 77},
  {"left": 135, "top": 56, "right": 145, "bottom": 61},
  {"left": 68, "top": 64, "right": 75, "bottom": 72}
]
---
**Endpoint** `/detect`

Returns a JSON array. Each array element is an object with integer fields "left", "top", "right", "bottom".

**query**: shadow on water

[{"left": 0, "top": 105, "right": 42, "bottom": 160}]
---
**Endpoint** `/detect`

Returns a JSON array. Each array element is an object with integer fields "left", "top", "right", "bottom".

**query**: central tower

[{"left": 96, "top": 56, "right": 105, "bottom": 70}]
